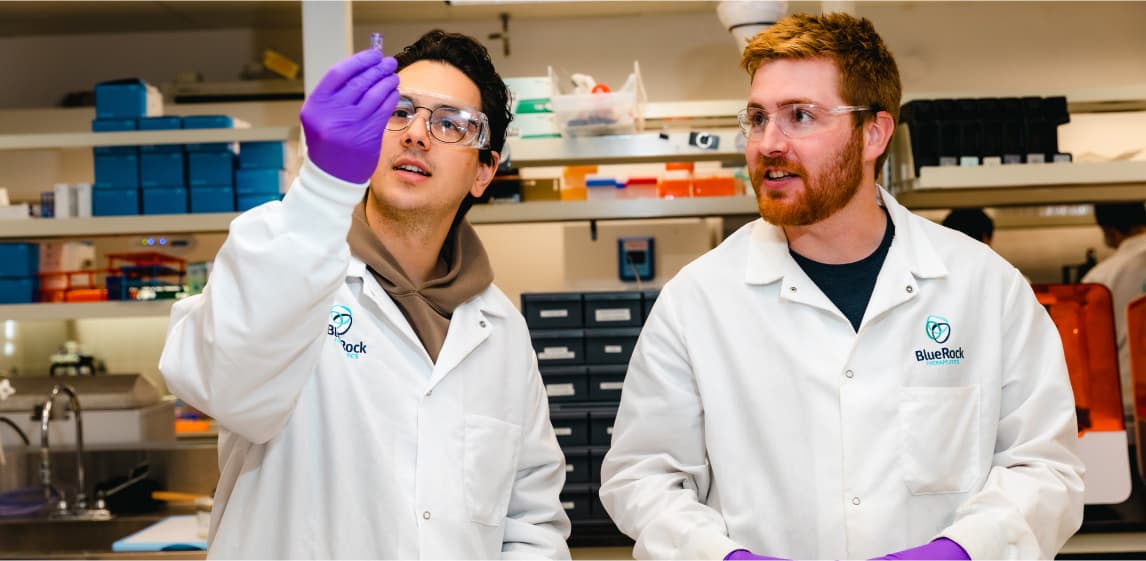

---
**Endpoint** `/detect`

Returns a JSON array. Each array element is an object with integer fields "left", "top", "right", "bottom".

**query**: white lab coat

[
  {"left": 600, "top": 187, "right": 1085, "bottom": 560},
  {"left": 160, "top": 161, "right": 571, "bottom": 559},
  {"left": 1082, "top": 232, "right": 1146, "bottom": 420}
]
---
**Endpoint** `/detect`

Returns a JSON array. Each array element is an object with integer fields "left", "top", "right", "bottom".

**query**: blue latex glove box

[
  {"left": 140, "top": 152, "right": 186, "bottom": 188},
  {"left": 0, "top": 243, "right": 39, "bottom": 277},
  {"left": 236, "top": 192, "right": 281, "bottom": 212},
  {"left": 94, "top": 153, "right": 140, "bottom": 189},
  {"left": 182, "top": 115, "right": 235, "bottom": 152},
  {"left": 188, "top": 151, "right": 235, "bottom": 187},
  {"left": 238, "top": 141, "right": 286, "bottom": 169},
  {"left": 138, "top": 116, "right": 183, "bottom": 153},
  {"left": 93, "top": 188, "right": 140, "bottom": 216},
  {"left": 190, "top": 186, "right": 236, "bottom": 213},
  {"left": 142, "top": 187, "right": 188, "bottom": 215},
  {"left": 235, "top": 168, "right": 284, "bottom": 195},
  {"left": 94, "top": 79, "right": 158, "bottom": 119}
]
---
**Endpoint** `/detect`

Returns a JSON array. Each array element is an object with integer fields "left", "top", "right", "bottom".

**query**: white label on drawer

[
  {"left": 538, "top": 347, "right": 574, "bottom": 360},
  {"left": 595, "top": 308, "right": 632, "bottom": 322},
  {"left": 606, "top": 426, "right": 614, "bottom": 435},
  {"left": 539, "top": 308, "right": 569, "bottom": 318},
  {"left": 600, "top": 382, "right": 624, "bottom": 390},
  {"left": 562, "top": 501, "right": 575, "bottom": 510},
  {"left": 554, "top": 427, "right": 572, "bottom": 436},
  {"left": 547, "top": 383, "right": 576, "bottom": 397},
  {"left": 566, "top": 464, "right": 575, "bottom": 473},
  {"left": 604, "top": 345, "right": 623, "bottom": 354}
]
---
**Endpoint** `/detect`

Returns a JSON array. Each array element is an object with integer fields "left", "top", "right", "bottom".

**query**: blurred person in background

[
  {"left": 160, "top": 30, "right": 570, "bottom": 559},
  {"left": 942, "top": 207, "right": 994, "bottom": 245},
  {"left": 599, "top": 12, "right": 1083, "bottom": 561},
  {"left": 1083, "top": 202, "right": 1146, "bottom": 426}
]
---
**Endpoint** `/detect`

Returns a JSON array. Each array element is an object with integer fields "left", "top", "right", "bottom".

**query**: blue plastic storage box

[
  {"left": 188, "top": 151, "right": 235, "bottom": 187},
  {"left": 190, "top": 186, "right": 236, "bottom": 213},
  {"left": 140, "top": 152, "right": 186, "bottom": 188},
  {"left": 94, "top": 79, "right": 158, "bottom": 119},
  {"left": 235, "top": 168, "right": 284, "bottom": 195},
  {"left": 238, "top": 141, "right": 286, "bottom": 169},
  {"left": 182, "top": 115, "right": 236, "bottom": 153},
  {"left": 142, "top": 187, "right": 188, "bottom": 215},
  {"left": 94, "top": 153, "right": 140, "bottom": 189},
  {"left": 0, "top": 243, "right": 39, "bottom": 277},
  {"left": 236, "top": 192, "right": 281, "bottom": 211},
  {"left": 0, "top": 277, "right": 38, "bottom": 304},
  {"left": 93, "top": 188, "right": 140, "bottom": 216}
]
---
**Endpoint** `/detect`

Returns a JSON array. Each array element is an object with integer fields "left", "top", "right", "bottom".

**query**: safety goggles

[
  {"left": 737, "top": 103, "right": 877, "bottom": 139},
  {"left": 387, "top": 88, "right": 491, "bottom": 150}
]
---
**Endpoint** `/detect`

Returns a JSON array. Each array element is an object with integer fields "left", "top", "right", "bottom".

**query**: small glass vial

[{"left": 370, "top": 32, "right": 384, "bottom": 53}]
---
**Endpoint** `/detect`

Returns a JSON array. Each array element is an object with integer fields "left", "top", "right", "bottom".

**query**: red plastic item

[{"left": 1033, "top": 283, "right": 1124, "bottom": 435}]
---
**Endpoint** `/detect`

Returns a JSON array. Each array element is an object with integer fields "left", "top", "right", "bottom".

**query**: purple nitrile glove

[
  {"left": 300, "top": 49, "right": 401, "bottom": 184},
  {"left": 869, "top": 538, "right": 970, "bottom": 560},
  {"left": 725, "top": 550, "right": 789, "bottom": 560}
]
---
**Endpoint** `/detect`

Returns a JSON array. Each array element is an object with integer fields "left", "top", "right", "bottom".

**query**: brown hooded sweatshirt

[{"left": 346, "top": 200, "right": 493, "bottom": 363}]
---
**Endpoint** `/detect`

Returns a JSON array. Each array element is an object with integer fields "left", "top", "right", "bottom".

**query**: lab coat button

[
  {"left": 423, "top": 510, "right": 431, "bottom": 520},
  {"left": 479, "top": 320, "right": 487, "bottom": 328},
  {"left": 844, "top": 369, "right": 854, "bottom": 379},
  {"left": 851, "top": 497, "right": 861, "bottom": 506},
  {"left": 424, "top": 389, "right": 432, "bottom": 397},
  {"left": 905, "top": 285, "right": 914, "bottom": 293},
  {"left": 789, "top": 286, "right": 797, "bottom": 293}
]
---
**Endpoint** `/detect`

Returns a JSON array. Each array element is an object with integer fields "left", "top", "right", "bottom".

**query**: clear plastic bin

[{"left": 549, "top": 61, "right": 645, "bottom": 137}]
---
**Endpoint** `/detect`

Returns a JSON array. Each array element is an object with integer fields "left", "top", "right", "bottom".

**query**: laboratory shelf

[
  {"left": 0, "top": 213, "right": 236, "bottom": 239},
  {"left": 0, "top": 126, "right": 296, "bottom": 150},
  {"left": 467, "top": 195, "right": 758, "bottom": 224},
  {"left": 0, "top": 198, "right": 760, "bottom": 239},
  {"left": 891, "top": 160, "right": 1146, "bottom": 210},
  {"left": 0, "top": 300, "right": 174, "bottom": 321},
  {"left": 506, "top": 129, "right": 746, "bottom": 167}
]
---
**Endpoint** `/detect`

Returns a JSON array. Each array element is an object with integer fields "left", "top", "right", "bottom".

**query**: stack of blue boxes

[
  {"left": 235, "top": 138, "right": 287, "bottom": 212},
  {"left": 91, "top": 79, "right": 286, "bottom": 216},
  {"left": 0, "top": 243, "right": 40, "bottom": 304}
]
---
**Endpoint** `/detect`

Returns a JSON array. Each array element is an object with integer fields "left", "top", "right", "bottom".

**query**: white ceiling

[{"left": 0, "top": 1, "right": 725, "bottom": 37}]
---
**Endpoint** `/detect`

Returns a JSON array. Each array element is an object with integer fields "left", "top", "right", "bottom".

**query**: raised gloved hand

[
  {"left": 725, "top": 550, "right": 789, "bottom": 560},
  {"left": 300, "top": 49, "right": 400, "bottom": 184},
  {"left": 869, "top": 538, "right": 970, "bottom": 560}
]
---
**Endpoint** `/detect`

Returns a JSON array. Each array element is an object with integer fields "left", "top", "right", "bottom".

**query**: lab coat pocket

[
  {"left": 464, "top": 414, "right": 523, "bottom": 526},
  {"left": 899, "top": 385, "right": 980, "bottom": 494}
]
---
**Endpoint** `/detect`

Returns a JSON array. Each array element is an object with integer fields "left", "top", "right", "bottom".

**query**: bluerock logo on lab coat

[
  {"left": 328, "top": 304, "right": 368, "bottom": 359},
  {"left": 915, "top": 314, "right": 964, "bottom": 365}
]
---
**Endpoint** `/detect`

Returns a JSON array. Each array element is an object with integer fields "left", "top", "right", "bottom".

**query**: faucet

[{"left": 38, "top": 383, "right": 111, "bottom": 521}]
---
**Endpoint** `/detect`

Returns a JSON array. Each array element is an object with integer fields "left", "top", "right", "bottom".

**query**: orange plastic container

[
  {"left": 1033, "top": 283, "right": 1124, "bottom": 435},
  {"left": 561, "top": 165, "right": 596, "bottom": 201},
  {"left": 693, "top": 176, "right": 737, "bottom": 197}
]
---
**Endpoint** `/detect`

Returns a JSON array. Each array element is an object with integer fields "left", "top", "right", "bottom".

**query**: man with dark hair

[
  {"left": 600, "top": 12, "right": 1083, "bottom": 561},
  {"left": 160, "top": 30, "right": 570, "bottom": 559},
  {"left": 942, "top": 207, "right": 995, "bottom": 245},
  {"left": 1083, "top": 202, "right": 1146, "bottom": 426}
]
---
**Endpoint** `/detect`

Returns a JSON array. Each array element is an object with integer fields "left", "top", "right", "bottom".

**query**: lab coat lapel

[
  {"left": 430, "top": 297, "right": 492, "bottom": 387},
  {"left": 860, "top": 188, "right": 948, "bottom": 329},
  {"left": 351, "top": 258, "right": 435, "bottom": 366},
  {"left": 745, "top": 219, "right": 849, "bottom": 317}
]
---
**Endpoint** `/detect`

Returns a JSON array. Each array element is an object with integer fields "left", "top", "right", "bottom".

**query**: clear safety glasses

[
  {"left": 737, "top": 103, "right": 877, "bottom": 140},
  {"left": 386, "top": 89, "right": 491, "bottom": 150}
]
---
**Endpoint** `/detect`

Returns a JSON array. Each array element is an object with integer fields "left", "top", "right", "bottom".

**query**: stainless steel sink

[{"left": 0, "top": 515, "right": 166, "bottom": 558}]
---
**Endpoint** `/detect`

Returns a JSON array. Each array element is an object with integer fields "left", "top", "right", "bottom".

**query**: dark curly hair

[{"left": 395, "top": 29, "right": 512, "bottom": 168}]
